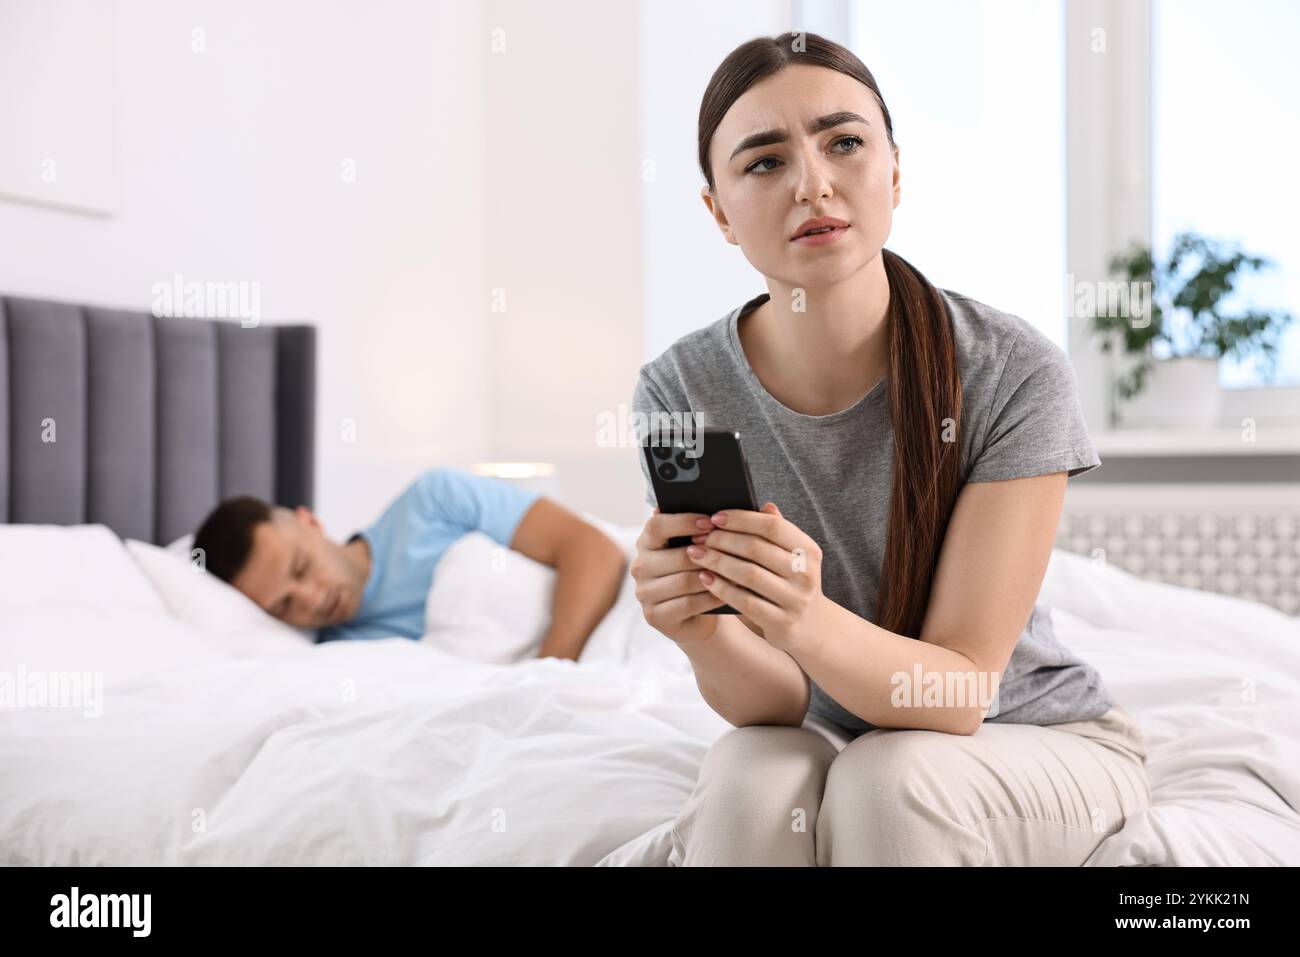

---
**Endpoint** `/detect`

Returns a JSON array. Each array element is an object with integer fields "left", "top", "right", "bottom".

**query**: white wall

[
  {"left": 0, "top": 0, "right": 492, "bottom": 537},
  {"left": 639, "top": 0, "right": 796, "bottom": 361},
  {"left": 851, "top": 0, "right": 1069, "bottom": 348},
  {"left": 481, "top": 0, "right": 645, "bottom": 525},
  {"left": 0, "top": 0, "right": 811, "bottom": 533},
  {"left": 479, "top": 0, "right": 797, "bottom": 525},
  {"left": 0, "top": 0, "right": 117, "bottom": 214}
]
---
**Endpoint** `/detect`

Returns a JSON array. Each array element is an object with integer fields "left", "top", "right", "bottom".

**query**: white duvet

[
  {"left": 1038, "top": 551, "right": 1300, "bottom": 867},
  {"left": 1, "top": 538, "right": 1297, "bottom": 866}
]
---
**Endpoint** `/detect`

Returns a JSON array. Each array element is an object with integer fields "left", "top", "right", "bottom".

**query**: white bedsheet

[
  {"left": 1, "top": 547, "right": 1296, "bottom": 866},
  {"left": 0, "top": 638, "right": 728, "bottom": 865},
  {"left": 1039, "top": 550, "right": 1300, "bottom": 867}
]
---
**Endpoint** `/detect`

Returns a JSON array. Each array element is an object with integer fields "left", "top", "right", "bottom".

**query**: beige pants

[{"left": 668, "top": 705, "right": 1151, "bottom": 866}]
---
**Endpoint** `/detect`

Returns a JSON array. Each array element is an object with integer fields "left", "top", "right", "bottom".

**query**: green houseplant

[{"left": 1088, "top": 231, "right": 1294, "bottom": 427}]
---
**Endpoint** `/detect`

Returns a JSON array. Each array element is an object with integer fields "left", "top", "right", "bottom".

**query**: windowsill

[{"left": 1091, "top": 427, "right": 1300, "bottom": 457}]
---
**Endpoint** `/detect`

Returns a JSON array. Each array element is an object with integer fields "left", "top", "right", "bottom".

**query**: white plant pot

[{"left": 1117, "top": 356, "right": 1221, "bottom": 428}]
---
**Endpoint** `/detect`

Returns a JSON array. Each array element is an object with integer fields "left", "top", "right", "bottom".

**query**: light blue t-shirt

[{"left": 316, "top": 468, "right": 542, "bottom": 643}]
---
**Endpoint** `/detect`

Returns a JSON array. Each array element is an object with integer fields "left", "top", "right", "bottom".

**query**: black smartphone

[{"left": 643, "top": 426, "right": 760, "bottom": 614}]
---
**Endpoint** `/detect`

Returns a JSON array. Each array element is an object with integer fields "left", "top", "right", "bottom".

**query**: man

[{"left": 191, "top": 467, "right": 627, "bottom": 660}]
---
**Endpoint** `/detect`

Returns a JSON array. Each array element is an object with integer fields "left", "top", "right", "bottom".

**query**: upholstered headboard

[{"left": 0, "top": 294, "right": 315, "bottom": 545}]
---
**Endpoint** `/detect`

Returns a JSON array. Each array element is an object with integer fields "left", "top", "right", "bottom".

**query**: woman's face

[{"left": 704, "top": 63, "right": 900, "bottom": 288}]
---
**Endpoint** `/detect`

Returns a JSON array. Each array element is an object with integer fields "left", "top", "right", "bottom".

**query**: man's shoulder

[
  {"left": 360, "top": 469, "right": 456, "bottom": 537},
  {"left": 399, "top": 467, "right": 474, "bottom": 508}
]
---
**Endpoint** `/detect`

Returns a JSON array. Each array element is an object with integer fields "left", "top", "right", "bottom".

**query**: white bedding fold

[
  {"left": 0, "top": 639, "right": 729, "bottom": 865},
  {"left": 2, "top": 546, "right": 1297, "bottom": 866}
]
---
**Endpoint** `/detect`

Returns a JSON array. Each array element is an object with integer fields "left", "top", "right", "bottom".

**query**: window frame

[{"left": 810, "top": 0, "right": 1300, "bottom": 430}]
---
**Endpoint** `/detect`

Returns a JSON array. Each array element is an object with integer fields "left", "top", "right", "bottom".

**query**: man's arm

[{"left": 509, "top": 498, "right": 628, "bottom": 661}]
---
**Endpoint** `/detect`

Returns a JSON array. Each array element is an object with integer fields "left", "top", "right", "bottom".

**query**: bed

[{"left": 1, "top": 294, "right": 1297, "bottom": 866}]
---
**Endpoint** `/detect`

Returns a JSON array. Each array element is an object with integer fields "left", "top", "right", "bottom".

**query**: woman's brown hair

[{"left": 697, "top": 32, "right": 964, "bottom": 640}]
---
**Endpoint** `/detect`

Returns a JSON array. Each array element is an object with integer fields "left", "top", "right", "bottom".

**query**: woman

[{"left": 629, "top": 32, "right": 1150, "bottom": 866}]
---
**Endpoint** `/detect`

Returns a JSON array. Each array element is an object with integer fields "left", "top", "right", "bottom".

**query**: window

[
  {"left": 1152, "top": 0, "right": 1300, "bottom": 389},
  {"left": 850, "top": 0, "right": 1068, "bottom": 347}
]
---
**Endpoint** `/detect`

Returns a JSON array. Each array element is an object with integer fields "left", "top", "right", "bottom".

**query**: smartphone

[{"left": 643, "top": 426, "right": 759, "bottom": 614}]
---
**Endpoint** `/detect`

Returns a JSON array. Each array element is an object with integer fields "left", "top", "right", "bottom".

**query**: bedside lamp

[{"left": 471, "top": 461, "right": 559, "bottom": 496}]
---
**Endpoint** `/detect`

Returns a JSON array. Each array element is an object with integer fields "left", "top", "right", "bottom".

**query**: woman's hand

[
  {"left": 685, "top": 502, "right": 828, "bottom": 653},
  {"left": 632, "top": 507, "right": 727, "bottom": 646}
]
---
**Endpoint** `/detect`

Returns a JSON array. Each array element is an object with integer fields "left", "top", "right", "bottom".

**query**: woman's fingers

[
  {"left": 708, "top": 505, "right": 818, "bottom": 556},
  {"left": 689, "top": 527, "right": 800, "bottom": 579},
  {"left": 636, "top": 569, "right": 712, "bottom": 606},
  {"left": 687, "top": 543, "right": 798, "bottom": 607},
  {"left": 696, "top": 571, "right": 783, "bottom": 624},
  {"left": 634, "top": 506, "right": 807, "bottom": 638},
  {"left": 633, "top": 541, "right": 700, "bottom": 580},
  {"left": 649, "top": 588, "right": 726, "bottom": 627},
  {"left": 638, "top": 510, "right": 710, "bottom": 551}
]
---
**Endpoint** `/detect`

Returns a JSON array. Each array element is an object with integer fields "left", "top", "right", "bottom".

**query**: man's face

[{"left": 231, "top": 507, "right": 365, "bottom": 629}]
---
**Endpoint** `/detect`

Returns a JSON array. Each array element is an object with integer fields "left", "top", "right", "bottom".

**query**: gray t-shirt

[{"left": 632, "top": 287, "right": 1114, "bottom": 738}]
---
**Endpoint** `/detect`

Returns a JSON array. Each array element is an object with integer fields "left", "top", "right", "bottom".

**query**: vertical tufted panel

[
  {"left": 0, "top": 299, "right": 8, "bottom": 523},
  {"left": 85, "top": 307, "right": 156, "bottom": 542},
  {"left": 217, "top": 323, "right": 276, "bottom": 502},
  {"left": 2, "top": 294, "right": 314, "bottom": 542},
  {"left": 6, "top": 297, "right": 87, "bottom": 525},
  {"left": 275, "top": 325, "right": 316, "bottom": 510},
  {"left": 154, "top": 316, "right": 219, "bottom": 545}
]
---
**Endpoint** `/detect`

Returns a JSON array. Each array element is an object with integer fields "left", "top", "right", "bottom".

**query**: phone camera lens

[
  {"left": 657, "top": 462, "right": 677, "bottom": 481},
  {"left": 651, "top": 446, "right": 672, "bottom": 461},
  {"left": 675, "top": 451, "right": 695, "bottom": 469}
]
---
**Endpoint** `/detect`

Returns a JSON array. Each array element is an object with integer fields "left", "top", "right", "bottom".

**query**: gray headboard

[{"left": 0, "top": 294, "right": 315, "bottom": 545}]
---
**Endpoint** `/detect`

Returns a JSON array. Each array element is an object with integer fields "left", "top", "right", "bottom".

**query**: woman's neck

[{"left": 740, "top": 252, "right": 891, "bottom": 417}]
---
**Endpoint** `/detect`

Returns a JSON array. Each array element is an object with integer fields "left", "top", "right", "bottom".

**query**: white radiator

[{"left": 1056, "top": 483, "right": 1300, "bottom": 616}]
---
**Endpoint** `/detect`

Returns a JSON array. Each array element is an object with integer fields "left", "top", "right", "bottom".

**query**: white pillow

[
  {"left": 1, "top": 605, "right": 220, "bottom": 687},
  {"left": 0, "top": 524, "right": 166, "bottom": 612},
  {"left": 0, "top": 524, "right": 221, "bottom": 684},
  {"left": 165, "top": 532, "right": 194, "bottom": 559},
  {"left": 422, "top": 532, "right": 553, "bottom": 663},
  {"left": 421, "top": 511, "right": 686, "bottom": 670},
  {"left": 124, "top": 539, "right": 314, "bottom": 657}
]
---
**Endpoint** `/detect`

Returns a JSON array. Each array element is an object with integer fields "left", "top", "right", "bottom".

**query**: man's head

[{"left": 191, "top": 497, "right": 367, "bottom": 629}]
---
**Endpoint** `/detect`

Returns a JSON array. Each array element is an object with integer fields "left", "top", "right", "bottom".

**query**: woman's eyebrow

[{"left": 729, "top": 111, "right": 870, "bottom": 161}]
